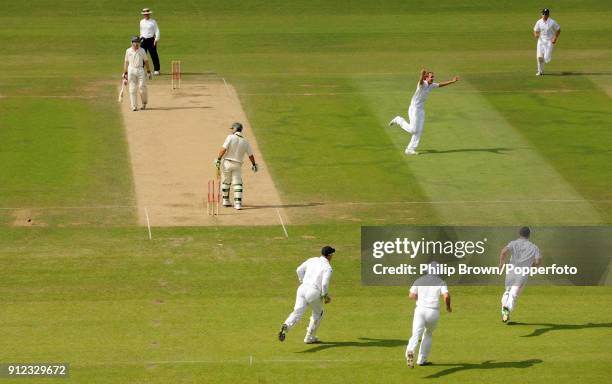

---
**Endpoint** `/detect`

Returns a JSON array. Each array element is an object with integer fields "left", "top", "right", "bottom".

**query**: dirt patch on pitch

[{"left": 121, "top": 79, "right": 286, "bottom": 226}]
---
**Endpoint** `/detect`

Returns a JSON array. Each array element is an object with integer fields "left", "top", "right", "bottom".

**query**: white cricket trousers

[
  {"left": 501, "top": 284, "right": 526, "bottom": 312},
  {"left": 395, "top": 105, "right": 425, "bottom": 152},
  {"left": 536, "top": 40, "right": 554, "bottom": 73},
  {"left": 406, "top": 306, "right": 439, "bottom": 364},
  {"left": 127, "top": 67, "right": 148, "bottom": 110},
  {"left": 284, "top": 284, "right": 324, "bottom": 337},
  {"left": 221, "top": 159, "right": 243, "bottom": 203}
]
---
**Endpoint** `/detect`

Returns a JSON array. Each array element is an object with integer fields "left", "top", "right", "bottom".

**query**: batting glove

[
  {"left": 322, "top": 294, "right": 331, "bottom": 304},
  {"left": 214, "top": 159, "right": 221, "bottom": 169},
  {"left": 147, "top": 71, "right": 152, "bottom": 80},
  {"left": 251, "top": 164, "right": 258, "bottom": 172}
]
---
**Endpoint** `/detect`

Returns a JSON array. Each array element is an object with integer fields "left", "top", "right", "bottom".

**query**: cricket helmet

[
  {"left": 231, "top": 122, "right": 243, "bottom": 132},
  {"left": 321, "top": 246, "right": 336, "bottom": 257}
]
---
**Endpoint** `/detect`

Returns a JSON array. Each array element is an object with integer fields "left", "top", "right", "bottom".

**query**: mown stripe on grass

[
  {"left": 237, "top": 75, "right": 440, "bottom": 224},
  {"left": 472, "top": 74, "right": 612, "bottom": 222},
  {"left": 357, "top": 76, "right": 601, "bottom": 225},
  {"left": 0, "top": 84, "right": 136, "bottom": 226}
]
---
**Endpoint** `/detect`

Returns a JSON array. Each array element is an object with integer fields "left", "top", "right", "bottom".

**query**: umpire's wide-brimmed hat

[{"left": 141, "top": 8, "right": 153, "bottom": 15}]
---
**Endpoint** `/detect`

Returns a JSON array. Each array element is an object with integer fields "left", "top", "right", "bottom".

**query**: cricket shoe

[
  {"left": 304, "top": 336, "right": 320, "bottom": 344},
  {"left": 153, "top": 71, "right": 160, "bottom": 76},
  {"left": 141, "top": 103, "right": 147, "bottom": 110},
  {"left": 536, "top": 72, "right": 543, "bottom": 76},
  {"left": 405, "top": 149, "right": 418, "bottom": 155},
  {"left": 222, "top": 199, "right": 232, "bottom": 207},
  {"left": 278, "top": 324, "right": 288, "bottom": 342},
  {"left": 132, "top": 107, "right": 138, "bottom": 111},
  {"left": 389, "top": 117, "right": 399, "bottom": 126},
  {"left": 418, "top": 361, "right": 432, "bottom": 366},
  {"left": 234, "top": 202, "right": 242, "bottom": 210},
  {"left": 501, "top": 307, "right": 510, "bottom": 323},
  {"left": 406, "top": 351, "right": 414, "bottom": 368}
]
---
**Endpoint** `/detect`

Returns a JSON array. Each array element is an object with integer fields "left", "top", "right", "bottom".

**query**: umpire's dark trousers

[{"left": 140, "top": 37, "right": 160, "bottom": 72}]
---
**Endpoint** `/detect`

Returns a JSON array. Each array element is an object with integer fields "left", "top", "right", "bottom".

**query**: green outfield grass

[
  {"left": 1, "top": 228, "right": 610, "bottom": 383},
  {"left": 0, "top": 0, "right": 610, "bottom": 383}
]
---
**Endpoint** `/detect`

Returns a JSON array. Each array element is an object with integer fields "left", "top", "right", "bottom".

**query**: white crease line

[
  {"left": 276, "top": 208, "right": 289, "bottom": 238},
  {"left": 1, "top": 95, "right": 100, "bottom": 99},
  {"left": 222, "top": 77, "right": 231, "bottom": 97},
  {"left": 144, "top": 207, "right": 152, "bottom": 240},
  {"left": 238, "top": 89, "right": 584, "bottom": 96},
  {"left": 0, "top": 199, "right": 609, "bottom": 211},
  {"left": 0, "top": 205, "right": 137, "bottom": 210},
  {"left": 73, "top": 357, "right": 406, "bottom": 367}
]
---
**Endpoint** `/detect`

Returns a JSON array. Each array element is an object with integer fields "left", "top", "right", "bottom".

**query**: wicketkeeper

[{"left": 214, "top": 122, "right": 258, "bottom": 210}]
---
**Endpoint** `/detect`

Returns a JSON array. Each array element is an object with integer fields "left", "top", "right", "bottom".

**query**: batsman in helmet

[{"left": 214, "top": 122, "right": 258, "bottom": 210}]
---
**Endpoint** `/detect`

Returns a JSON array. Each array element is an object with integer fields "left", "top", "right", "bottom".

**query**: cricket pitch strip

[{"left": 121, "top": 79, "right": 286, "bottom": 227}]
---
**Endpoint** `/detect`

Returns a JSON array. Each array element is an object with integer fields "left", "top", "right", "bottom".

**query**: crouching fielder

[
  {"left": 389, "top": 69, "right": 459, "bottom": 155},
  {"left": 499, "top": 226, "right": 541, "bottom": 323},
  {"left": 534, "top": 8, "right": 560, "bottom": 76},
  {"left": 405, "top": 262, "right": 451, "bottom": 368},
  {"left": 214, "top": 122, "right": 258, "bottom": 210},
  {"left": 123, "top": 36, "right": 152, "bottom": 111},
  {"left": 279, "top": 246, "right": 335, "bottom": 344}
]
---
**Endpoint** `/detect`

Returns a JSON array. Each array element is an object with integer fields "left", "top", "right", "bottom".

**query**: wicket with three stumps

[
  {"left": 207, "top": 179, "right": 220, "bottom": 216},
  {"left": 171, "top": 60, "right": 181, "bottom": 89}
]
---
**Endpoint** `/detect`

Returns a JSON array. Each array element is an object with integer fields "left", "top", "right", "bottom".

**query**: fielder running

[
  {"left": 534, "top": 8, "right": 561, "bottom": 76},
  {"left": 214, "top": 122, "right": 258, "bottom": 210},
  {"left": 499, "top": 227, "right": 541, "bottom": 323},
  {"left": 123, "top": 36, "right": 152, "bottom": 111},
  {"left": 405, "top": 262, "right": 452, "bottom": 368},
  {"left": 278, "top": 246, "right": 335, "bottom": 344},
  {"left": 389, "top": 70, "right": 459, "bottom": 155}
]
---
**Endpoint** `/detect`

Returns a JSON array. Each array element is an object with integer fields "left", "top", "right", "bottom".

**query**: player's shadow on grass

[
  {"left": 545, "top": 71, "right": 612, "bottom": 76},
  {"left": 419, "top": 147, "right": 513, "bottom": 155},
  {"left": 424, "top": 359, "right": 543, "bottom": 378},
  {"left": 507, "top": 321, "right": 612, "bottom": 337},
  {"left": 145, "top": 106, "right": 213, "bottom": 111},
  {"left": 242, "top": 203, "right": 323, "bottom": 210},
  {"left": 298, "top": 337, "right": 405, "bottom": 353}
]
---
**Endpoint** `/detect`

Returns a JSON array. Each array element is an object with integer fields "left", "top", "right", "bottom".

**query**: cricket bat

[{"left": 118, "top": 79, "right": 127, "bottom": 102}]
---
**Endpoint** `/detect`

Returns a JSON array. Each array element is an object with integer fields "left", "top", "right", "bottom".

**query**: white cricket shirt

[
  {"left": 222, "top": 132, "right": 253, "bottom": 163},
  {"left": 125, "top": 47, "right": 148, "bottom": 69},
  {"left": 506, "top": 238, "right": 541, "bottom": 268},
  {"left": 410, "top": 80, "right": 439, "bottom": 109},
  {"left": 140, "top": 18, "right": 160, "bottom": 41},
  {"left": 534, "top": 18, "right": 560, "bottom": 42},
  {"left": 297, "top": 256, "right": 333, "bottom": 295},
  {"left": 409, "top": 275, "right": 448, "bottom": 310}
]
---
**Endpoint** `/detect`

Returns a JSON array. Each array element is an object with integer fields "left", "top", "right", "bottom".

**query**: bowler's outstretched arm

[
  {"left": 418, "top": 69, "right": 427, "bottom": 85},
  {"left": 438, "top": 76, "right": 460, "bottom": 88}
]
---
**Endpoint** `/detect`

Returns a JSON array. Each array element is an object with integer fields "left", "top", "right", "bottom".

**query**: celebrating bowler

[{"left": 389, "top": 69, "right": 459, "bottom": 155}]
